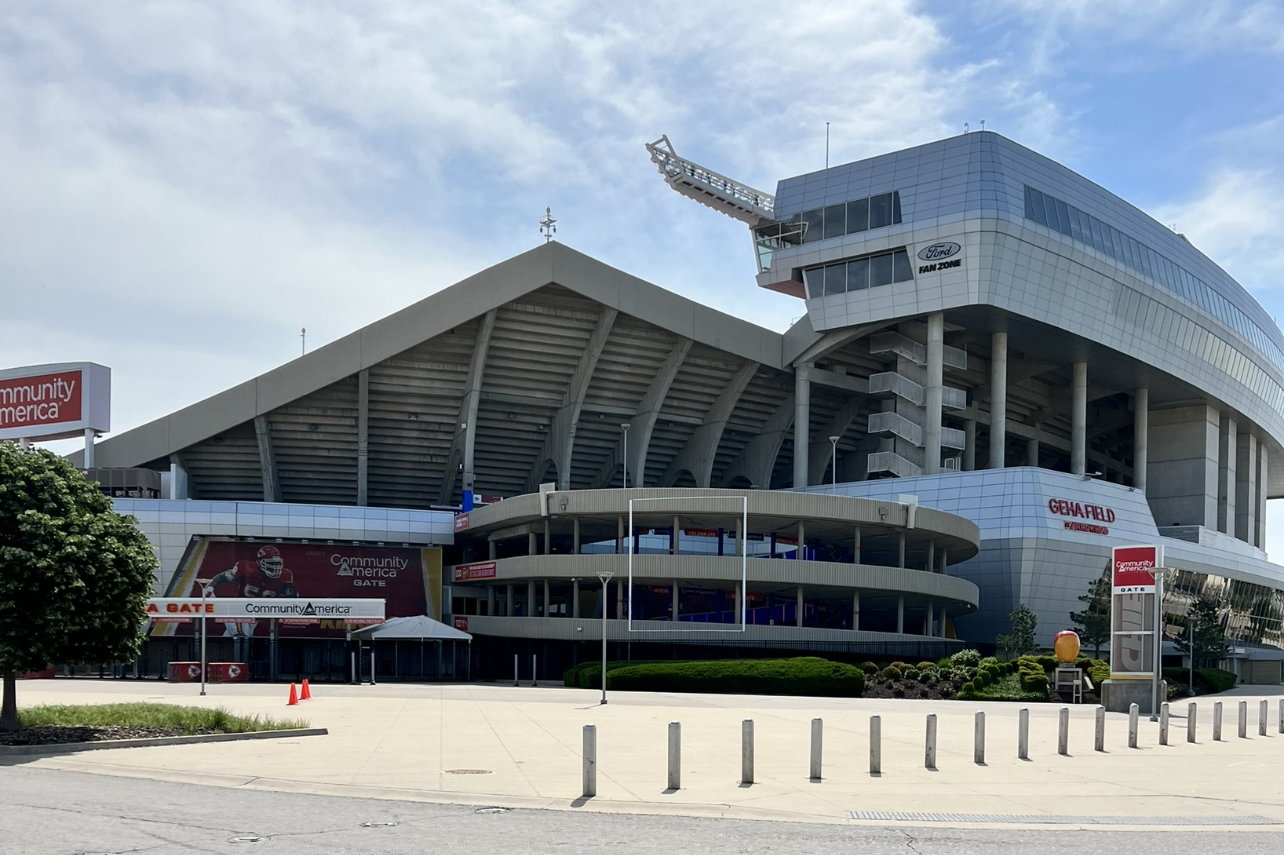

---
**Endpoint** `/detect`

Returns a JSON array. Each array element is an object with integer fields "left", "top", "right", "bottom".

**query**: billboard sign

[
  {"left": 153, "top": 538, "right": 442, "bottom": 638},
  {"left": 0, "top": 362, "right": 110, "bottom": 441},
  {"left": 452, "top": 561, "right": 497, "bottom": 582},
  {"left": 1112, "top": 544, "right": 1160, "bottom": 592},
  {"left": 146, "top": 598, "right": 386, "bottom": 620}
]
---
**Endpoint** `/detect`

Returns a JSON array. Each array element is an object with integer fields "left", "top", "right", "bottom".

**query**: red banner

[
  {"left": 453, "top": 561, "right": 497, "bottom": 581},
  {"left": 1112, "top": 545, "right": 1160, "bottom": 590},
  {"left": 0, "top": 370, "right": 82, "bottom": 431}
]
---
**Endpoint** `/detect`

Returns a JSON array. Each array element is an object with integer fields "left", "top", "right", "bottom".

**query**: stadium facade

[{"left": 82, "top": 131, "right": 1284, "bottom": 681}]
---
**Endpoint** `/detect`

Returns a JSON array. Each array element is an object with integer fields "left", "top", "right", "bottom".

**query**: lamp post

[
  {"left": 597, "top": 570, "right": 614, "bottom": 705},
  {"left": 620, "top": 423, "right": 631, "bottom": 489},
  {"left": 196, "top": 578, "right": 212, "bottom": 697},
  {"left": 828, "top": 435, "right": 840, "bottom": 486}
]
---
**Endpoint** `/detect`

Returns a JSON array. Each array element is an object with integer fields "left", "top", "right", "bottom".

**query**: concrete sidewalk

[{"left": 8, "top": 678, "right": 1284, "bottom": 830}]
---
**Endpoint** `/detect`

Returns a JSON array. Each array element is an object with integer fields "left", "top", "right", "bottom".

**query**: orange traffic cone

[
  {"left": 300, "top": 679, "right": 312, "bottom": 700},
  {"left": 287, "top": 683, "right": 299, "bottom": 706}
]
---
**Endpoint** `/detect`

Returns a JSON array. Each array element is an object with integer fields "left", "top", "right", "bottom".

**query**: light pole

[
  {"left": 828, "top": 435, "right": 840, "bottom": 486},
  {"left": 620, "top": 423, "right": 630, "bottom": 489},
  {"left": 597, "top": 570, "right": 614, "bottom": 705},
  {"left": 196, "top": 578, "right": 212, "bottom": 697}
]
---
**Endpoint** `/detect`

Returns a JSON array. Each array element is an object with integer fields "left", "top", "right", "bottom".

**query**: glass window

[
  {"left": 1068, "top": 208, "right": 1084, "bottom": 242},
  {"left": 892, "top": 249, "right": 913, "bottom": 282},
  {"left": 847, "top": 198, "right": 869, "bottom": 233},
  {"left": 1088, "top": 217, "right": 1104, "bottom": 253},
  {"left": 801, "top": 208, "right": 824, "bottom": 244},
  {"left": 803, "top": 266, "right": 824, "bottom": 298},
  {"left": 824, "top": 263, "right": 847, "bottom": 295},
  {"left": 1108, "top": 225, "right": 1125, "bottom": 262},
  {"left": 847, "top": 257, "right": 870, "bottom": 291},
  {"left": 869, "top": 193, "right": 893, "bottom": 229},
  {"left": 870, "top": 252, "right": 894, "bottom": 287},
  {"left": 1054, "top": 199, "right": 1072, "bottom": 236},
  {"left": 822, "top": 204, "right": 846, "bottom": 240},
  {"left": 1030, "top": 189, "right": 1048, "bottom": 226},
  {"left": 892, "top": 191, "right": 903, "bottom": 224},
  {"left": 1024, "top": 186, "right": 1038, "bottom": 222}
]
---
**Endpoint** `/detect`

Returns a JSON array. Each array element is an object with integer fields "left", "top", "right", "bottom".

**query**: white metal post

[
  {"left": 1058, "top": 707, "right": 1070, "bottom": 755},
  {"left": 925, "top": 714, "right": 937, "bottom": 769},
  {"left": 1213, "top": 701, "right": 1223, "bottom": 741},
  {"left": 1128, "top": 703, "right": 1139, "bottom": 748},
  {"left": 668, "top": 722, "right": 681, "bottom": 790},
  {"left": 197, "top": 579, "right": 211, "bottom": 697},
  {"left": 829, "top": 435, "right": 839, "bottom": 487},
  {"left": 869, "top": 715, "right": 881, "bottom": 775},
  {"left": 1260, "top": 700, "right": 1268, "bottom": 737},
  {"left": 598, "top": 570, "right": 613, "bottom": 705},
  {"left": 582, "top": 724, "right": 596, "bottom": 798},
  {"left": 1187, "top": 702, "right": 1198, "bottom": 743},
  {"left": 974, "top": 711, "right": 985, "bottom": 764},
  {"left": 1095, "top": 705, "right": 1105, "bottom": 752},
  {"left": 1239, "top": 700, "right": 1248, "bottom": 738},
  {"left": 741, "top": 719, "right": 754, "bottom": 784},
  {"left": 810, "top": 718, "right": 823, "bottom": 780},
  {"left": 1159, "top": 703, "right": 1169, "bottom": 745},
  {"left": 620, "top": 423, "right": 630, "bottom": 489},
  {"left": 1018, "top": 708, "right": 1029, "bottom": 759}
]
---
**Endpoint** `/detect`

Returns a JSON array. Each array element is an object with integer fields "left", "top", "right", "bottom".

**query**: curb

[{"left": 0, "top": 727, "right": 328, "bottom": 757}]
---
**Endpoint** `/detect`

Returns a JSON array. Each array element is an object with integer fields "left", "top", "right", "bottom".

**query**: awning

[{"left": 349, "top": 615, "right": 472, "bottom": 641}]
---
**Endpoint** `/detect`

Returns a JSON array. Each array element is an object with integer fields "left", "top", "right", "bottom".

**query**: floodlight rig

[{"left": 644, "top": 135, "right": 774, "bottom": 225}]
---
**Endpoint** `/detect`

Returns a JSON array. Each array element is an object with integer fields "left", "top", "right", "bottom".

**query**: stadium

[{"left": 74, "top": 130, "right": 1284, "bottom": 683}]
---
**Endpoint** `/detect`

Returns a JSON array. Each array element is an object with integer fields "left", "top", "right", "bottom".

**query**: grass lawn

[
  {"left": 6, "top": 703, "right": 308, "bottom": 744},
  {"left": 970, "top": 674, "right": 1050, "bottom": 702}
]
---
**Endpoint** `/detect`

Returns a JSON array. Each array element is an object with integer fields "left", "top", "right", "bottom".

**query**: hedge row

[{"left": 566, "top": 657, "right": 865, "bottom": 697}]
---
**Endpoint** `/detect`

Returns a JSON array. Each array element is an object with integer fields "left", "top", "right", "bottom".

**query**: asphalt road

[{"left": 3, "top": 766, "right": 1283, "bottom": 855}]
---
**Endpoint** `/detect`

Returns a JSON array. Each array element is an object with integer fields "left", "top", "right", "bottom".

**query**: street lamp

[
  {"left": 828, "top": 435, "right": 840, "bottom": 486},
  {"left": 597, "top": 570, "right": 614, "bottom": 705},
  {"left": 620, "top": 423, "right": 631, "bottom": 489},
  {"left": 196, "top": 578, "right": 212, "bottom": 697}
]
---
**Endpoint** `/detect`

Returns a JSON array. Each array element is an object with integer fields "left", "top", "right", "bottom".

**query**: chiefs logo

[{"left": 187, "top": 664, "right": 201, "bottom": 679}]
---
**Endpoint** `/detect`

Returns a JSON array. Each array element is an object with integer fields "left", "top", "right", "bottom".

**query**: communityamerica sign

[{"left": 0, "top": 362, "right": 111, "bottom": 441}]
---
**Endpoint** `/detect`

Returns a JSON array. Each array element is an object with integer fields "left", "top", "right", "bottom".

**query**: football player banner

[
  {"left": 152, "top": 538, "right": 442, "bottom": 639},
  {"left": 1110, "top": 544, "right": 1162, "bottom": 679}
]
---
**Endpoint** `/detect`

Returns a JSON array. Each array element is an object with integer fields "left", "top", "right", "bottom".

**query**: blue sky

[{"left": 3, "top": 1, "right": 1283, "bottom": 546}]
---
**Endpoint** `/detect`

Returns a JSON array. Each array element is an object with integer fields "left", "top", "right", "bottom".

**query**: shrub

[
  {"left": 861, "top": 661, "right": 880, "bottom": 675},
  {"left": 958, "top": 681, "right": 977, "bottom": 699},
  {"left": 916, "top": 661, "right": 937, "bottom": 671},
  {"left": 892, "top": 686, "right": 905, "bottom": 698},
  {"left": 951, "top": 649, "right": 982, "bottom": 668},
  {"left": 920, "top": 670, "right": 936, "bottom": 684},
  {"left": 937, "top": 657, "right": 954, "bottom": 669},
  {"left": 605, "top": 657, "right": 865, "bottom": 697},
  {"left": 979, "top": 656, "right": 999, "bottom": 668},
  {"left": 890, "top": 661, "right": 912, "bottom": 670},
  {"left": 973, "top": 671, "right": 990, "bottom": 688},
  {"left": 880, "top": 666, "right": 903, "bottom": 681},
  {"left": 1199, "top": 668, "right": 1237, "bottom": 693},
  {"left": 904, "top": 668, "right": 920, "bottom": 681}
]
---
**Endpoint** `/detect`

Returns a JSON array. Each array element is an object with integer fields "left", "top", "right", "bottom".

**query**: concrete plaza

[{"left": 7, "top": 678, "right": 1284, "bottom": 830}]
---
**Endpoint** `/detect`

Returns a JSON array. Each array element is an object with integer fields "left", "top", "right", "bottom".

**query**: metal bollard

[
  {"left": 1095, "top": 705, "right": 1105, "bottom": 752},
  {"left": 1018, "top": 707, "right": 1030, "bottom": 759},
  {"left": 667, "top": 722, "right": 681, "bottom": 790},
  {"left": 1279, "top": 698, "right": 1284, "bottom": 735},
  {"left": 1260, "top": 700, "right": 1269, "bottom": 737},
  {"left": 869, "top": 715, "right": 882, "bottom": 775},
  {"left": 974, "top": 711, "right": 985, "bottom": 764},
  {"left": 810, "top": 718, "right": 823, "bottom": 780},
  {"left": 1213, "top": 701, "right": 1223, "bottom": 741},
  {"left": 513, "top": 653, "right": 519, "bottom": 687},
  {"left": 582, "top": 724, "right": 596, "bottom": 798},
  {"left": 1128, "top": 703, "right": 1139, "bottom": 748},
  {"left": 925, "top": 713, "right": 937, "bottom": 769},
  {"left": 1239, "top": 701, "right": 1248, "bottom": 738},
  {"left": 741, "top": 719, "right": 754, "bottom": 785},
  {"left": 1187, "top": 702, "right": 1197, "bottom": 743},
  {"left": 1058, "top": 707, "right": 1070, "bottom": 756},
  {"left": 1159, "top": 703, "right": 1169, "bottom": 746},
  {"left": 532, "top": 654, "right": 538, "bottom": 687}
]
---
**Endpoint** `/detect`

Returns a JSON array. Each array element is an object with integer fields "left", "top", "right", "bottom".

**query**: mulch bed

[
  {"left": 862, "top": 678, "right": 964, "bottom": 701},
  {"left": 0, "top": 725, "right": 190, "bottom": 746}
]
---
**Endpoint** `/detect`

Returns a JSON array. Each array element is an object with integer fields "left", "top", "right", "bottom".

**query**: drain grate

[
  {"left": 476, "top": 807, "right": 510, "bottom": 814},
  {"left": 849, "top": 811, "right": 1284, "bottom": 826},
  {"left": 446, "top": 768, "right": 492, "bottom": 775}
]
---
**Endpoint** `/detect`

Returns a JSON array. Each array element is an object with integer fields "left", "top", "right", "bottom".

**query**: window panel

[
  {"left": 870, "top": 252, "right": 894, "bottom": 287},
  {"left": 847, "top": 198, "right": 869, "bottom": 233},
  {"left": 1054, "top": 199, "right": 1072, "bottom": 236},
  {"left": 847, "top": 257, "right": 870, "bottom": 291},
  {"left": 822, "top": 204, "right": 846, "bottom": 240},
  {"left": 869, "top": 193, "right": 893, "bottom": 229},
  {"left": 891, "top": 191, "right": 903, "bottom": 224},
  {"left": 803, "top": 266, "right": 824, "bottom": 299},
  {"left": 801, "top": 209, "right": 824, "bottom": 244},
  {"left": 824, "top": 263, "right": 847, "bottom": 295},
  {"left": 1068, "top": 208, "right": 1084, "bottom": 242},
  {"left": 892, "top": 249, "right": 913, "bottom": 282}
]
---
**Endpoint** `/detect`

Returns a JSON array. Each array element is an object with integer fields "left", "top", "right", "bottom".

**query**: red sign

[
  {"left": 1112, "top": 545, "right": 1161, "bottom": 590},
  {"left": 453, "top": 616, "right": 469, "bottom": 632},
  {"left": 1064, "top": 521, "right": 1109, "bottom": 536},
  {"left": 453, "top": 561, "right": 497, "bottom": 582},
  {"left": 1048, "top": 498, "right": 1116, "bottom": 523},
  {"left": 454, "top": 513, "right": 470, "bottom": 532},
  {"left": 160, "top": 541, "right": 438, "bottom": 639},
  {"left": 0, "top": 370, "right": 82, "bottom": 432},
  {"left": 682, "top": 528, "right": 720, "bottom": 538}
]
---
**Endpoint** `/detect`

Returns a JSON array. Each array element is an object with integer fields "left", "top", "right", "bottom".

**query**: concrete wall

[{"left": 1147, "top": 405, "right": 1220, "bottom": 529}]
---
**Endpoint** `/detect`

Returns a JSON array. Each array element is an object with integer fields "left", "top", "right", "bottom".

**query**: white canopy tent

[{"left": 349, "top": 616, "right": 472, "bottom": 682}]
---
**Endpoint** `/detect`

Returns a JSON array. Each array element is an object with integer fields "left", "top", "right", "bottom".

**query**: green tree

[
  {"left": 1, "top": 444, "right": 158, "bottom": 731},
  {"left": 996, "top": 604, "right": 1039, "bottom": 658},
  {"left": 1069, "top": 573, "right": 1112, "bottom": 659},
  {"left": 1174, "top": 596, "right": 1229, "bottom": 669}
]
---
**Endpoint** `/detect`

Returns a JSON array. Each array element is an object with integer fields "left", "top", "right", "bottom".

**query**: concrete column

[
  {"left": 1220, "top": 416, "right": 1237, "bottom": 534},
  {"left": 940, "top": 547, "right": 947, "bottom": 573},
  {"left": 573, "top": 517, "right": 581, "bottom": 554},
  {"left": 898, "top": 532, "right": 906, "bottom": 568},
  {"left": 989, "top": 332, "right": 1007, "bottom": 469},
  {"left": 963, "top": 420, "right": 976, "bottom": 471},
  {"left": 1027, "top": 437, "right": 1040, "bottom": 468},
  {"left": 84, "top": 428, "right": 95, "bottom": 469},
  {"left": 527, "top": 580, "right": 537, "bottom": 616},
  {"left": 543, "top": 580, "right": 551, "bottom": 616},
  {"left": 1071, "top": 361, "right": 1088, "bottom": 476},
  {"left": 617, "top": 515, "right": 624, "bottom": 554},
  {"left": 616, "top": 580, "right": 625, "bottom": 619},
  {"left": 672, "top": 581, "right": 680, "bottom": 621},
  {"left": 1236, "top": 433, "right": 1258, "bottom": 542},
  {"left": 572, "top": 579, "right": 580, "bottom": 619},
  {"left": 544, "top": 521, "right": 551, "bottom": 555},
  {"left": 1134, "top": 388, "right": 1149, "bottom": 492},
  {"left": 797, "top": 521, "right": 805, "bottom": 559},
  {"left": 796, "top": 585, "right": 804, "bottom": 628},
  {"left": 927, "top": 601, "right": 935, "bottom": 636},
  {"left": 924, "top": 312, "right": 944, "bottom": 474},
  {"left": 897, "top": 595, "right": 904, "bottom": 634},
  {"left": 926, "top": 540, "right": 935, "bottom": 573},
  {"left": 1258, "top": 443, "right": 1269, "bottom": 549},
  {"left": 794, "top": 366, "right": 811, "bottom": 488},
  {"left": 852, "top": 589, "right": 860, "bottom": 631},
  {"left": 487, "top": 586, "right": 496, "bottom": 616},
  {"left": 357, "top": 368, "right": 369, "bottom": 506},
  {"left": 853, "top": 526, "right": 861, "bottom": 565},
  {"left": 939, "top": 606, "right": 947, "bottom": 637},
  {"left": 673, "top": 516, "right": 680, "bottom": 555},
  {"left": 528, "top": 532, "right": 537, "bottom": 555},
  {"left": 506, "top": 583, "right": 514, "bottom": 617},
  {"left": 488, "top": 540, "right": 497, "bottom": 560}
]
